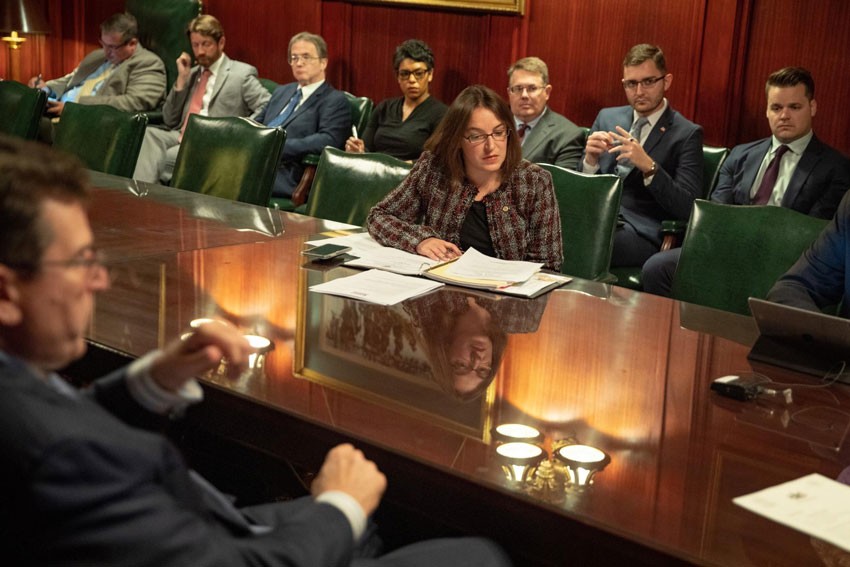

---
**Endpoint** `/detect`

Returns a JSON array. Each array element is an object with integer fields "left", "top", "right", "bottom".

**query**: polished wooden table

[{"left": 77, "top": 173, "right": 850, "bottom": 566}]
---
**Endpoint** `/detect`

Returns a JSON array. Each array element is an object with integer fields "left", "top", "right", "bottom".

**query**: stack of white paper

[{"left": 309, "top": 269, "right": 443, "bottom": 305}]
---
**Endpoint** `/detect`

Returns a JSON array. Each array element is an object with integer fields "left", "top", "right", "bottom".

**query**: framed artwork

[
  {"left": 347, "top": 0, "right": 525, "bottom": 15},
  {"left": 294, "top": 269, "right": 497, "bottom": 439}
]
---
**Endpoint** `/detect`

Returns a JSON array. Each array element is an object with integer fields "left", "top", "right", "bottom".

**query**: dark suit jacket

[
  {"left": 0, "top": 356, "right": 356, "bottom": 566},
  {"left": 580, "top": 105, "right": 703, "bottom": 246},
  {"left": 768, "top": 191, "right": 850, "bottom": 318},
  {"left": 256, "top": 81, "right": 351, "bottom": 198},
  {"left": 521, "top": 108, "right": 584, "bottom": 170},
  {"left": 162, "top": 54, "right": 270, "bottom": 130},
  {"left": 45, "top": 45, "right": 166, "bottom": 112},
  {"left": 711, "top": 135, "right": 850, "bottom": 219}
]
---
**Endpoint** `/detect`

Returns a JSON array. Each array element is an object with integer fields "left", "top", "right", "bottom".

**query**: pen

[{"left": 352, "top": 125, "right": 358, "bottom": 139}]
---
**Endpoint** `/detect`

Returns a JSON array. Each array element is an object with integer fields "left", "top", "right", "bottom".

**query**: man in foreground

[{"left": 0, "top": 135, "right": 509, "bottom": 566}]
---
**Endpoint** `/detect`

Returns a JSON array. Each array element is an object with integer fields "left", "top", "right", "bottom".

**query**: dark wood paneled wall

[{"left": 4, "top": 0, "right": 850, "bottom": 154}]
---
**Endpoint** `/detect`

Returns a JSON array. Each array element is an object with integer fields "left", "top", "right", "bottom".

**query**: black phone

[{"left": 301, "top": 244, "right": 351, "bottom": 260}]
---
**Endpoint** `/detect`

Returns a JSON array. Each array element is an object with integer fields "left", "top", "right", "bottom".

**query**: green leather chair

[
  {"left": 126, "top": 0, "right": 201, "bottom": 123},
  {"left": 611, "top": 144, "right": 729, "bottom": 290},
  {"left": 171, "top": 115, "right": 286, "bottom": 206},
  {"left": 303, "top": 146, "right": 411, "bottom": 226},
  {"left": 345, "top": 91, "right": 373, "bottom": 138},
  {"left": 273, "top": 92, "right": 376, "bottom": 211},
  {"left": 538, "top": 164, "right": 622, "bottom": 281},
  {"left": 53, "top": 103, "right": 148, "bottom": 178},
  {"left": 671, "top": 200, "right": 829, "bottom": 316},
  {"left": 259, "top": 78, "right": 279, "bottom": 95},
  {"left": 0, "top": 80, "right": 47, "bottom": 140}
]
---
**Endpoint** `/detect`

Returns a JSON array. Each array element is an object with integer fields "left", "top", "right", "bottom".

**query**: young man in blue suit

[
  {"left": 133, "top": 15, "right": 271, "bottom": 184},
  {"left": 643, "top": 67, "right": 850, "bottom": 296},
  {"left": 0, "top": 136, "right": 510, "bottom": 566},
  {"left": 580, "top": 43, "right": 704, "bottom": 268},
  {"left": 257, "top": 32, "right": 351, "bottom": 199}
]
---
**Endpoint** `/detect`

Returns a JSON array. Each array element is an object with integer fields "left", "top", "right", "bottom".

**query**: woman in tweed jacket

[{"left": 367, "top": 85, "right": 563, "bottom": 272}]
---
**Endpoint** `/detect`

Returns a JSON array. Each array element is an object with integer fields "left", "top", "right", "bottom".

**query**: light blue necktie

[
  {"left": 616, "top": 116, "right": 649, "bottom": 178},
  {"left": 267, "top": 88, "right": 302, "bottom": 127}
]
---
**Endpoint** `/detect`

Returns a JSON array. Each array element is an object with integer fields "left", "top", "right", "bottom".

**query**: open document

[
  {"left": 309, "top": 269, "right": 443, "bottom": 305},
  {"left": 733, "top": 473, "right": 850, "bottom": 552},
  {"left": 304, "top": 234, "right": 570, "bottom": 298}
]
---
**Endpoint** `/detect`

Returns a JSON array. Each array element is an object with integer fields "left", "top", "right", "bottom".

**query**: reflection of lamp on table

[
  {"left": 1, "top": 0, "right": 50, "bottom": 82},
  {"left": 493, "top": 423, "right": 611, "bottom": 503}
]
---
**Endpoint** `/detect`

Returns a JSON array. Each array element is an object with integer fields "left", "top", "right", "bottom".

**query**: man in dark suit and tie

[
  {"left": 0, "top": 135, "right": 510, "bottom": 565},
  {"left": 643, "top": 67, "right": 850, "bottom": 296},
  {"left": 133, "top": 15, "right": 270, "bottom": 184},
  {"left": 507, "top": 57, "right": 584, "bottom": 169},
  {"left": 257, "top": 32, "right": 351, "bottom": 200},
  {"left": 580, "top": 44, "right": 704, "bottom": 268}
]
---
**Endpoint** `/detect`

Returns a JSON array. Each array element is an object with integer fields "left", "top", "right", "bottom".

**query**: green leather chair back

[
  {"left": 539, "top": 164, "right": 622, "bottom": 281},
  {"left": 344, "top": 92, "right": 373, "bottom": 137},
  {"left": 672, "top": 200, "right": 829, "bottom": 315},
  {"left": 171, "top": 115, "right": 286, "bottom": 206},
  {"left": 259, "top": 78, "right": 279, "bottom": 95},
  {"left": 305, "top": 147, "right": 412, "bottom": 226},
  {"left": 126, "top": 0, "right": 201, "bottom": 93},
  {"left": 53, "top": 103, "right": 148, "bottom": 178},
  {"left": 0, "top": 80, "right": 47, "bottom": 140},
  {"left": 702, "top": 145, "right": 728, "bottom": 198}
]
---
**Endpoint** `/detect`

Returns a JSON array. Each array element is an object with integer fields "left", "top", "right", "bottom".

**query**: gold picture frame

[
  {"left": 348, "top": 0, "right": 525, "bottom": 16},
  {"left": 294, "top": 268, "right": 496, "bottom": 440}
]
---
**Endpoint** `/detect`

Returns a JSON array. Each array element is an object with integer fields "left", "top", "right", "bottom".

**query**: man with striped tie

[{"left": 133, "top": 15, "right": 270, "bottom": 185}]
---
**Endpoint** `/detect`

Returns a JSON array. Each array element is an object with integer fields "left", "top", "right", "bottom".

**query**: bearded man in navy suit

[
  {"left": 580, "top": 43, "right": 704, "bottom": 269},
  {"left": 0, "top": 136, "right": 510, "bottom": 566},
  {"left": 257, "top": 32, "right": 351, "bottom": 199},
  {"left": 642, "top": 67, "right": 850, "bottom": 296}
]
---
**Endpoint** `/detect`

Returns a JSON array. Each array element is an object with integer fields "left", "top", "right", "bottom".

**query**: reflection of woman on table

[
  {"left": 366, "top": 85, "right": 563, "bottom": 272},
  {"left": 345, "top": 39, "right": 447, "bottom": 161},
  {"left": 406, "top": 289, "right": 547, "bottom": 400}
]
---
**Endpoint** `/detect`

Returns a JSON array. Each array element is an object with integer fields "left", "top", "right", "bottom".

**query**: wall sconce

[
  {"left": 1, "top": 0, "right": 50, "bottom": 82},
  {"left": 554, "top": 441, "right": 611, "bottom": 489},
  {"left": 243, "top": 334, "right": 273, "bottom": 370},
  {"left": 189, "top": 318, "right": 274, "bottom": 372},
  {"left": 491, "top": 424, "right": 611, "bottom": 500},
  {"left": 495, "top": 441, "right": 545, "bottom": 484}
]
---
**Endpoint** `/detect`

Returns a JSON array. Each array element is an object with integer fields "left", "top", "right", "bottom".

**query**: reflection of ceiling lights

[{"left": 492, "top": 424, "right": 611, "bottom": 502}]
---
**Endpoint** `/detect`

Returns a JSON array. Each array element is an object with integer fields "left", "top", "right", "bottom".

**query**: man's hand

[
  {"left": 416, "top": 237, "right": 461, "bottom": 262},
  {"left": 609, "top": 125, "right": 653, "bottom": 173},
  {"left": 149, "top": 320, "right": 251, "bottom": 392},
  {"left": 174, "top": 52, "right": 193, "bottom": 91},
  {"left": 311, "top": 444, "right": 386, "bottom": 517},
  {"left": 28, "top": 76, "right": 45, "bottom": 89},
  {"left": 583, "top": 131, "right": 615, "bottom": 167},
  {"left": 46, "top": 100, "right": 65, "bottom": 116}
]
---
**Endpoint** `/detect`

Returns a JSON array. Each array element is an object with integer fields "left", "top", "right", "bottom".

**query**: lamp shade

[{"left": 0, "top": 0, "right": 50, "bottom": 34}]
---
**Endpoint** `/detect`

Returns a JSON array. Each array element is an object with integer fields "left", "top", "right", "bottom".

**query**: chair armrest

[
  {"left": 290, "top": 153, "right": 320, "bottom": 207},
  {"left": 660, "top": 220, "right": 688, "bottom": 251}
]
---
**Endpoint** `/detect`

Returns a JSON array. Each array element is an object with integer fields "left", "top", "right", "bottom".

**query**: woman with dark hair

[
  {"left": 345, "top": 39, "right": 447, "bottom": 161},
  {"left": 366, "top": 84, "right": 563, "bottom": 272}
]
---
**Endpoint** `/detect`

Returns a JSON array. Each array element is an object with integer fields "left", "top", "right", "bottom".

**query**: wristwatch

[{"left": 644, "top": 161, "right": 658, "bottom": 177}]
